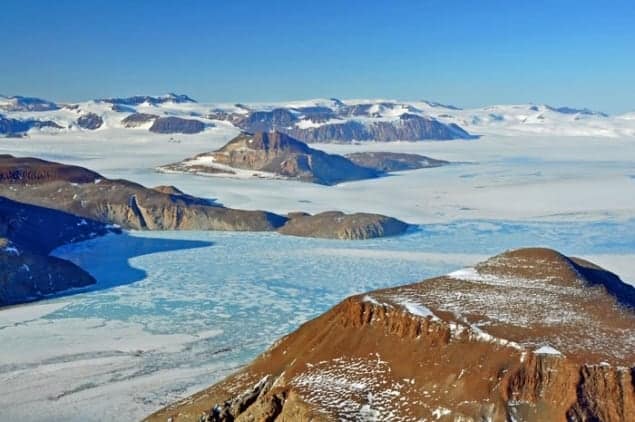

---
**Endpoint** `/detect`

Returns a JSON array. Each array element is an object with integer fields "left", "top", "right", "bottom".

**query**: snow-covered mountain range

[{"left": 2, "top": 94, "right": 635, "bottom": 140}]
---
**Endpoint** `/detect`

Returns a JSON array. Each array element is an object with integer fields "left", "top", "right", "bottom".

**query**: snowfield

[{"left": 0, "top": 99, "right": 634, "bottom": 421}]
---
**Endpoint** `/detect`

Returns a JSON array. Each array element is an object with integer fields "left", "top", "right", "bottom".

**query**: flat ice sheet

[{"left": 1, "top": 132, "right": 635, "bottom": 224}]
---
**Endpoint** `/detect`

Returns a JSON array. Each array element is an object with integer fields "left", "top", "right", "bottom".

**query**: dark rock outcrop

[
  {"left": 99, "top": 93, "right": 196, "bottom": 106},
  {"left": 547, "top": 105, "right": 608, "bottom": 117},
  {"left": 286, "top": 120, "right": 369, "bottom": 143},
  {"left": 345, "top": 151, "right": 449, "bottom": 172},
  {"left": 0, "top": 155, "right": 409, "bottom": 239},
  {"left": 0, "top": 196, "right": 112, "bottom": 307},
  {"left": 0, "top": 156, "right": 285, "bottom": 232},
  {"left": 121, "top": 113, "right": 158, "bottom": 128},
  {"left": 149, "top": 116, "right": 206, "bottom": 134},
  {"left": 147, "top": 248, "right": 635, "bottom": 422},
  {"left": 111, "top": 104, "right": 136, "bottom": 113},
  {"left": 77, "top": 112, "right": 103, "bottom": 130},
  {"left": 237, "top": 108, "right": 299, "bottom": 132},
  {"left": 279, "top": 211, "right": 409, "bottom": 239},
  {"left": 422, "top": 99, "right": 462, "bottom": 110},
  {"left": 0, "top": 243, "right": 95, "bottom": 307},
  {"left": 0, "top": 116, "right": 31, "bottom": 136},
  {"left": 219, "top": 102, "right": 474, "bottom": 143},
  {"left": 0, "top": 95, "right": 60, "bottom": 112},
  {"left": 0, "top": 116, "right": 62, "bottom": 137},
  {"left": 0, "top": 196, "right": 109, "bottom": 253},
  {"left": 159, "top": 131, "right": 380, "bottom": 185},
  {"left": 0, "top": 155, "right": 100, "bottom": 184}
]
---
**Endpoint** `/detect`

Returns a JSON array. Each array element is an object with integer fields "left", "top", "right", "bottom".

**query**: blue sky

[{"left": 1, "top": 0, "right": 634, "bottom": 113}]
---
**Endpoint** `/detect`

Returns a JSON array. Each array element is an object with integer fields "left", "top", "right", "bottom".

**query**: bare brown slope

[
  {"left": 0, "top": 155, "right": 409, "bottom": 239},
  {"left": 147, "top": 248, "right": 635, "bottom": 422},
  {"left": 278, "top": 211, "right": 409, "bottom": 240},
  {"left": 0, "top": 154, "right": 99, "bottom": 184},
  {"left": 0, "top": 155, "right": 286, "bottom": 231},
  {"left": 159, "top": 131, "right": 379, "bottom": 185}
]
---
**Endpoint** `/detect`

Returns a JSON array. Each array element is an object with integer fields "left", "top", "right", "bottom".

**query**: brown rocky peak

[
  {"left": 220, "top": 131, "right": 311, "bottom": 154},
  {"left": 473, "top": 247, "right": 589, "bottom": 287},
  {"left": 385, "top": 247, "right": 635, "bottom": 365},
  {"left": 147, "top": 248, "right": 635, "bottom": 422},
  {"left": 474, "top": 248, "right": 635, "bottom": 308}
]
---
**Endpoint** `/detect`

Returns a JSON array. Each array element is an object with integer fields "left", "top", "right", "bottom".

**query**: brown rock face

[
  {"left": 159, "top": 131, "right": 379, "bottom": 185},
  {"left": 147, "top": 248, "right": 635, "bottom": 422},
  {"left": 278, "top": 211, "right": 409, "bottom": 240},
  {"left": 0, "top": 155, "right": 286, "bottom": 232},
  {"left": 0, "top": 155, "right": 409, "bottom": 240},
  {"left": 0, "top": 155, "right": 100, "bottom": 184}
]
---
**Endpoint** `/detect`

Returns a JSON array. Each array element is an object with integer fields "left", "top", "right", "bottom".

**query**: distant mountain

[
  {"left": 98, "top": 93, "right": 196, "bottom": 106},
  {"left": 148, "top": 116, "right": 206, "bottom": 134},
  {"left": 0, "top": 95, "right": 60, "bottom": 112},
  {"left": 546, "top": 105, "right": 608, "bottom": 117},
  {"left": 149, "top": 248, "right": 635, "bottom": 421},
  {"left": 217, "top": 102, "right": 475, "bottom": 142},
  {"left": 2, "top": 94, "right": 633, "bottom": 139},
  {"left": 159, "top": 131, "right": 381, "bottom": 185},
  {"left": 76, "top": 112, "right": 103, "bottom": 130},
  {"left": 422, "top": 99, "right": 462, "bottom": 110},
  {"left": 0, "top": 115, "right": 63, "bottom": 137}
]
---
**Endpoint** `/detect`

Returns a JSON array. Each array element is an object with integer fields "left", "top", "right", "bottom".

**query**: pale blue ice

[{"left": 1, "top": 218, "right": 633, "bottom": 420}]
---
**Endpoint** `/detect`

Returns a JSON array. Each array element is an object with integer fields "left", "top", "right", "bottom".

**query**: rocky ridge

[
  {"left": 0, "top": 115, "right": 63, "bottom": 137},
  {"left": 0, "top": 155, "right": 284, "bottom": 232},
  {"left": 0, "top": 155, "right": 408, "bottom": 238},
  {"left": 0, "top": 196, "right": 112, "bottom": 306},
  {"left": 0, "top": 155, "right": 409, "bottom": 305},
  {"left": 345, "top": 151, "right": 449, "bottom": 172},
  {"left": 4, "top": 93, "right": 635, "bottom": 139},
  {"left": 212, "top": 102, "right": 474, "bottom": 143},
  {"left": 279, "top": 211, "right": 409, "bottom": 240},
  {"left": 0, "top": 95, "right": 60, "bottom": 112},
  {"left": 98, "top": 93, "right": 196, "bottom": 106},
  {"left": 149, "top": 116, "right": 206, "bottom": 134},
  {"left": 76, "top": 112, "right": 104, "bottom": 130},
  {"left": 159, "top": 131, "right": 380, "bottom": 185},
  {"left": 148, "top": 248, "right": 635, "bottom": 421}
]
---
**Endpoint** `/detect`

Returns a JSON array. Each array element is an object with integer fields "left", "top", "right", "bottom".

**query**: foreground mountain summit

[{"left": 149, "top": 248, "right": 635, "bottom": 421}]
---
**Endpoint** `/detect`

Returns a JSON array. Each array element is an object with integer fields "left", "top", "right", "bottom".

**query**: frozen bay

[{"left": 1, "top": 219, "right": 634, "bottom": 421}]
